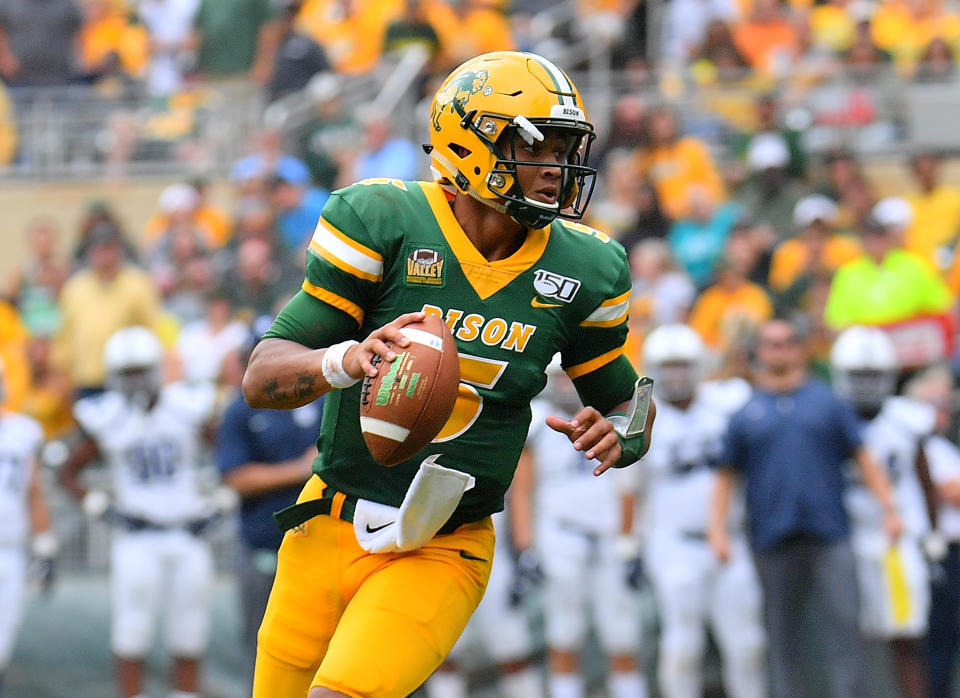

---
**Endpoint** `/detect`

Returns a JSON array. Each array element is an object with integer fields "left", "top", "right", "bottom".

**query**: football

[{"left": 359, "top": 314, "right": 460, "bottom": 466}]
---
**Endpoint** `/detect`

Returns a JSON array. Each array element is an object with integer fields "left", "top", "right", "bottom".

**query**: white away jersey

[
  {"left": 638, "top": 379, "right": 750, "bottom": 536},
  {"left": 0, "top": 413, "right": 43, "bottom": 547},
  {"left": 846, "top": 396, "right": 935, "bottom": 539},
  {"left": 526, "top": 398, "right": 625, "bottom": 535},
  {"left": 74, "top": 383, "right": 215, "bottom": 525}
]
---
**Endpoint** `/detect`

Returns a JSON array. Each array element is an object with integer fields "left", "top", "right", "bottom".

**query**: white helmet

[
  {"left": 643, "top": 324, "right": 706, "bottom": 403},
  {"left": 830, "top": 326, "right": 898, "bottom": 412},
  {"left": 103, "top": 326, "right": 164, "bottom": 407}
]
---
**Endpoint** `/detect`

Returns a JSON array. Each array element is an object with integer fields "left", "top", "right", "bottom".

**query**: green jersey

[{"left": 266, "top": 179, "right": 638, "bottom": 526}]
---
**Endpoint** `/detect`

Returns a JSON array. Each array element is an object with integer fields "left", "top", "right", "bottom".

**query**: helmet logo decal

[{"left": 431, "top": 69, "right": 490, "bottom": 132}]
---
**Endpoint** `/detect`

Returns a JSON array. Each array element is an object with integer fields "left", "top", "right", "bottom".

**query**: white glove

[{"left": 82, "top": 489, "right": 111, "bottom": 519}]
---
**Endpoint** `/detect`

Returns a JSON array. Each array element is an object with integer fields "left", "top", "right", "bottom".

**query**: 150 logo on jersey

[{"left": 533, "top": 269, "right": 580, "bottom": 304}]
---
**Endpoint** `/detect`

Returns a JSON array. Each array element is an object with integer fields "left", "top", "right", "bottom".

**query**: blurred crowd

[
  {"left": 4, "top": 0, "right": 960, "bottom": 170},
  {"left": 3, "top": 2, "right": 960, "bottom": 696}
]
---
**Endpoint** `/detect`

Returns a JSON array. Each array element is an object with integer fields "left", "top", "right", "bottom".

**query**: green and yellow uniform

[{"left": 255, "top": 179, "right": 638, "bottom": 697}]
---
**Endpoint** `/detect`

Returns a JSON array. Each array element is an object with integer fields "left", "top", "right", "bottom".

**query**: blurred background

[{"left": 4, "top": 0, "right": 960, "bottom": 696}]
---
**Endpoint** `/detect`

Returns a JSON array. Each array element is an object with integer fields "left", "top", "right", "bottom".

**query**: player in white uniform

[
  {"left": 425, "top": 510, "right": 544, "bottom": 698},
  {"left": 830, "top": 326, "right": 936, "bottom": 698},
  {"left": 510, "top": 358, "right": 648, "bottom": 698},
  {"left": 58, "top": 327, "right": 219, "bottom": 698},
  {"left": 626, "top": 324, "right": 766, "bottom": 698},
  {"left": 0, "top": 359, "right": 56, "bottom": 696}
]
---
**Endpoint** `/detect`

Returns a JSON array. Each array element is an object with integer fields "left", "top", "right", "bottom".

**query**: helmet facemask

[
  {"left": 834, "top": 368, "right": 896, "bottom": 416},
  {"left": 649, "top": 361, "right": 700, "bottom": 405},
  {"left": 107, "top": 365, "right": 162, "bottom": 411},
  {"left": 480, "top": 115, "right": 596, "bottom": 229}
]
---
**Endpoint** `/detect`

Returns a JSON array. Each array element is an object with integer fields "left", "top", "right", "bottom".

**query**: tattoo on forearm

[
  {"left": 263, "top": 378, "right": 291, "bottom": 403},
  {"left": 295, "top": 372, "right": 317, "bottom": 398}
]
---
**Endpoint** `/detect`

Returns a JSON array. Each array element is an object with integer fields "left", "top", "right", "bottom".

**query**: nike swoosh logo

[
  {"left": 365, "top": 522, "right": 394, "bottom": 534},
  {"left": 531, "top": 297, "right": 562, "bottom": 308},
  {"left": 459, "top": 550, "right": 487, "bottom": 562}
]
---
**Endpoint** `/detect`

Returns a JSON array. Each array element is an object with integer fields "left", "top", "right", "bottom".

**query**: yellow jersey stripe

[
  {"left": 311, "top": 218, "right": 383, "bottom": 280},
  {"left": 566, "top": 344, "right": 625, "bottom": 379},
  {"left": 301, "top": 280, "right": 364, "bottom": 325},
  {"left": 600, "top": 290, "right": 631, "bottom": 307},
  {"left": 308, "top": 241, "right": 381, "bottom": 283}
]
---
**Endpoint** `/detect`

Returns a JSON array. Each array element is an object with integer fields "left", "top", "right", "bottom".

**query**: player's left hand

[{"left": 546, "top": 406, "right": 622, "bottom": 476}]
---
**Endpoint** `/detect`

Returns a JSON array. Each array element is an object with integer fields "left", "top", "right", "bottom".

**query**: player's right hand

[{"left": 343, "top": 312, "right": 426, "bottom": 379}]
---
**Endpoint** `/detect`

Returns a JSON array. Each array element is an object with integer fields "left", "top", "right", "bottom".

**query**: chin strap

[{"left": 430, "top": 149, "right": 556, "bottom": 228}]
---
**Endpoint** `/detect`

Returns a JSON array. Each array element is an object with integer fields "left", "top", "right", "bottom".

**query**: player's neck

[{"left": 451, "top": 193, "right": 527, "bottom": 262}]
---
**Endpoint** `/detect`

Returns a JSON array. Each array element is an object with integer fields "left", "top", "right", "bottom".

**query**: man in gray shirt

[{"left": 0, "top": 0, "right": 82, "bottom": 87}]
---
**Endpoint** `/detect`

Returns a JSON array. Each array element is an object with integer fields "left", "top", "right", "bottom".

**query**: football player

[
  {"left": 425, "top": 511, "right": 544, "bottom": 698},
  {"left": 0, "top": 358, "right": 56, "bottom": 695},
  {"left": 830, "top": 326, "right": 936, "bottom": 698},
  {"left": 510, "top": 358, "right": 648, "bottom": 698},
  {"left": 628, "top": 324, "right": 766, "bottom": 698},
  {"left": 242, "top": 50, "right": 656, "bottom": 698},
  {"left": 59, "top": 326, "right": 220, "bottom": 698}
]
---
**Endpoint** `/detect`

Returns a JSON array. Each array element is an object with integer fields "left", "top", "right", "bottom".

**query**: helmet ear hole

[{"left": 449, "top": 143, "right": 472, "bottom": 158}]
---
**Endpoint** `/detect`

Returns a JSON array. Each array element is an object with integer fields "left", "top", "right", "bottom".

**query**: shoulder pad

[
  {"left": 161, "top": 382, "right": 217, "bottom": 425},
  {"left": 882, "top": 396, "right": 936, "bottom": 437},
  {"left": 73, "top": 392, "right": 127, "bottom": 439},
  {"left": 697, "top": 378, "right": 753, "bottom": 415},
  {"left": 2, "top": 413, "right": 43, "bottom": 450}
]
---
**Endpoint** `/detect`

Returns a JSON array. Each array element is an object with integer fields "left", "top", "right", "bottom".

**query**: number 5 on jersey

[{"left": 433, "top": 353, "right": 508, "bottom": 442}]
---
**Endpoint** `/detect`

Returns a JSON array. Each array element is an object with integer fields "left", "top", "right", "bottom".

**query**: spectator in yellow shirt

[
  {"left": 871, "top": 0, "right": 960, "bottom": 73},
  {"left": 689, "top": 226, "right": 774, "bottom": 352},
  {"left": 769, "top": 194, "right": 861, "bottom": 295},
  {"left": 54, "top": 223, "right": 160, "bottom": 398},
  {"left": 0, "top": 301, "right": 30, "bottom": 411},
  {"left": 824, "top": 197, "right": 954, "bottom": 330},
  {"left": 905, "top": 151, "right": 960, "bottom": 271},
  {"left": 636, "top": 105, "right": 726, "bottom": 221}
]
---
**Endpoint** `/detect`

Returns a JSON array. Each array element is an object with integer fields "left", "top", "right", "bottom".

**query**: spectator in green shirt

[
  {"left": 191, "top": 0, "right": 279, "bottom": 80},
  {"left": 824, "top": 197, "right": 953, "bottom": 331}
]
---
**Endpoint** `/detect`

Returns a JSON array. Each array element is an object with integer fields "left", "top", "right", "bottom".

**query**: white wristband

[{"left": 322, "top": 340, "right": 361, "bottom": 389}]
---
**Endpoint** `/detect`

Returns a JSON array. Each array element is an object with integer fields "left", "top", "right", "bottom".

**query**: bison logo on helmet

[{"left": 431, "top": 69, "right": 490, "bottom": 132}]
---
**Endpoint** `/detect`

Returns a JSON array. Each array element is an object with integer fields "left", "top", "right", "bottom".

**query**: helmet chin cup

[{"left": 505, "top": 197, "right": 560, "bottom": 229}]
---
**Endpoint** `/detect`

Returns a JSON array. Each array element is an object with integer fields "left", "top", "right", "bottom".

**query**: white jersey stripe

[
  {"left": 311, "top": 219, "right": 384, "bottom": 279},
  {"left": 583, "top": 299, "right": 630, "bottom": 324},
  {"left": 360, "top": 417, "right": 411, "bottom": 443}
]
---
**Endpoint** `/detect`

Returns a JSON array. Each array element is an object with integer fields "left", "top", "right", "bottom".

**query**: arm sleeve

[
  {"left": 216, "top": 401, "right": 256, "bottom": 474},
  {"left": 563, "top": 246, "right": 638, "bottom": 414}
]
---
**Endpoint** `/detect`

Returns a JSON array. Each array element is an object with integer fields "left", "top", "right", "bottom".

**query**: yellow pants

[{"left": 253, "top": 476, "right": 495, "bottom": 698}]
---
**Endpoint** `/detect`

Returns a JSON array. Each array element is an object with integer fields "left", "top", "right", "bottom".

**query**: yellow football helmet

[{"left": 427, "top": 51, "right": 597, "bottom": 229}]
